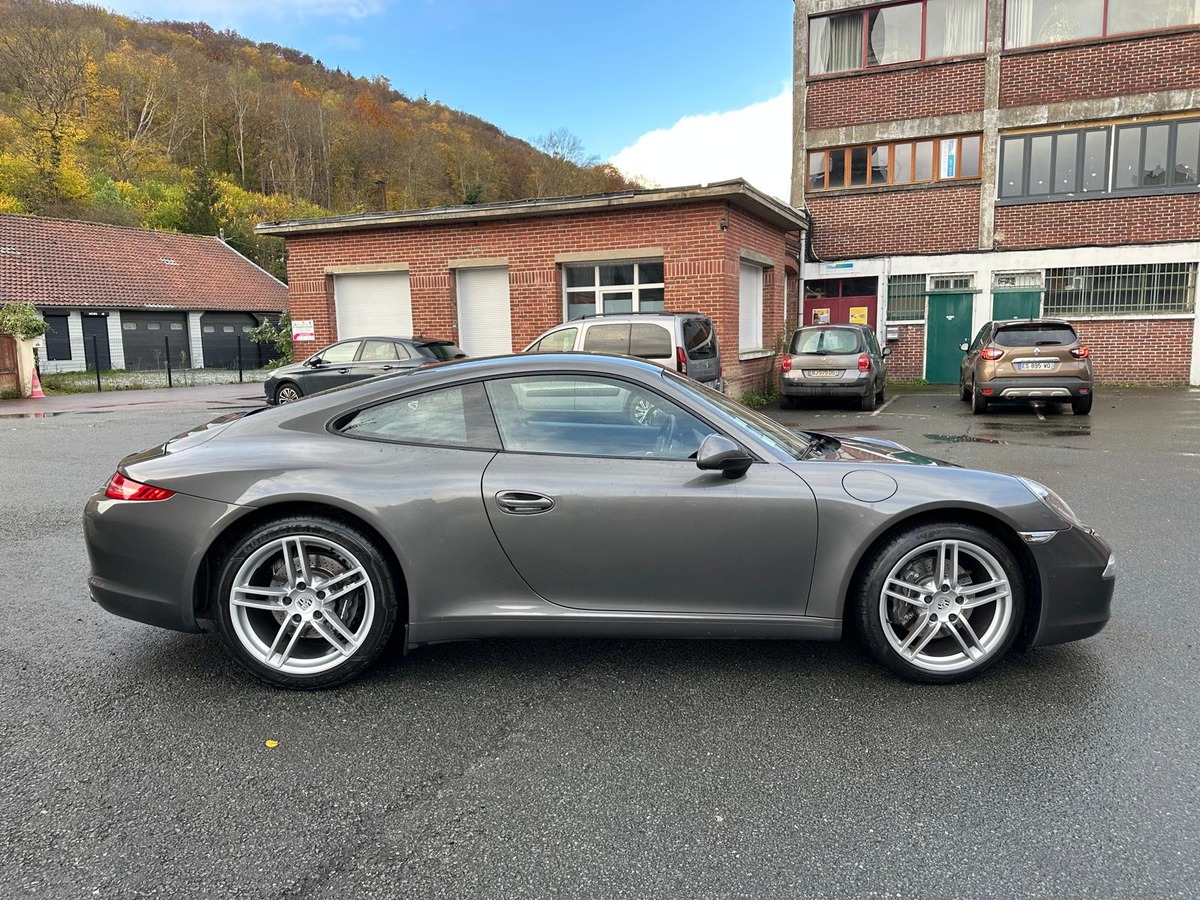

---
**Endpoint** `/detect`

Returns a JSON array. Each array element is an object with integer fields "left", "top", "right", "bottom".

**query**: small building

[
  {"left": 0, "top": 214, "right": 288, "bottom": 373},
  {"left": 792, "top": 0, "right": 1200, "bottom": 385},
  {"left": 256, "top": 180, "right": 807, "bottom": 397}
]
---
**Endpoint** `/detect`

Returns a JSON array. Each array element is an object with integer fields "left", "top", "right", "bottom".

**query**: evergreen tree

[{"left": 179, "top": 168, "right": 221, "bottom": 235}]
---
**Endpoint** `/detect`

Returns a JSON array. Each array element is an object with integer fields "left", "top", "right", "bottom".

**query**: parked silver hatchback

[
  {"left": 779, "top": 324, "right": 891, "bottom": 411},
  {"left": 525, "top": 312, "right": 724, "bottom": 394}
]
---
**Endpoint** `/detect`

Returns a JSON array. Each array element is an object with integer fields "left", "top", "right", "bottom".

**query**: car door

[
  {"left": 301, "top": 339, "right": 363, "bottom": 393},
  {"left": 479, "top": 373, "right": 818, "bottom": 616},
  {"left": 961, "top": 323, "right": 990, "bottom": 388},
  {"left": 352, "top": 338, "right": 410, "bottom": 381}
]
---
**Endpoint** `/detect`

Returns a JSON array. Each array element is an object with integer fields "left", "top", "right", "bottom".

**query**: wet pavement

[{"left": 1, "top": 382, "right": 1198, "bottom": 899}]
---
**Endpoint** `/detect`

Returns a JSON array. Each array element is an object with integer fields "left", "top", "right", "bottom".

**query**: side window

[
  {"left": 628, "top": 324, "right": 672, "bottom": 359},
  {"left": 581, "top": 323, "right": 630, "bottom": 354},
  {"left": 392, "top": 342, "right": 412, "bottom": 360},
  {"left": 968, "top": 326, "right": 989, "bottom": 353},
  {"left": 530, "top": 327, "right": 578, "bottom": 352},
  {"left": 485, "top": 375, "right": 713, "bottom": 460},
  {"left": 321, "top": 341, "right": 360, "bottom": 364},
  {"left": 682, "top": 318, "right": 718, "bottom": 360},
  {"left": 360, "top": 340, "right": 399, "bottom": 361},
  {"left": 337, "top": 382, "right": 500, "bottom": 449}
]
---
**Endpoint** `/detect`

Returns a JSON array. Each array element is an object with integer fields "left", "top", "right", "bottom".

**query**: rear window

[
  {"left": 416, "top": 341, "right": 467, "bottom": 360},
  {"left": 682, "top": 318, "right": 718, "bottom": 360},
  {"left": 790, "top": 328, "right": 862, "bottom": 355},
  {"left": 993, "top": 325, "right": 1077, "bottom": 347}
]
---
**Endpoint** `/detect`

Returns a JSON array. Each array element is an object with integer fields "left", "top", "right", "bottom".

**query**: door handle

[
  {"left": 381, "top": 365, "right": 394, "bottom": 371},
  {"left": 337, "top": 368, "right": 350, "bottom": 373},
  {"left": 495, "top": 491, "right": 555, "bottom": 515}
]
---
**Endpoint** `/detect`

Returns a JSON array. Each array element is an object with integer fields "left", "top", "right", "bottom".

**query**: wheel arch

[
  {"left": 192, "top": 501, "right": 410, "bottom": 627},
  {"left": 839, "top": 508, "right": 1042, "bottom": 650}
]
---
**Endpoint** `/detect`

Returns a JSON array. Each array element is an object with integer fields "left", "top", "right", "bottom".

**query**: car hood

[
  {"left": 266, "top": 360, "right": 309, "bottom": 380},
  {"left": 813, "top": 432, "right": 959, "bottom": 467}
]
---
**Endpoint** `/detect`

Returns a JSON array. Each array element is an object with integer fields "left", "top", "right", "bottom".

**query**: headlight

[{"left": 1017, "top": 477, "right": 1081, "bottom": 526}]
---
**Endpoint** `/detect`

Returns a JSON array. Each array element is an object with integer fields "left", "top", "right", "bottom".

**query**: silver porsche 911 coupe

[{"left": 84, "top": 354, "right": 1114, "bottom": 689}]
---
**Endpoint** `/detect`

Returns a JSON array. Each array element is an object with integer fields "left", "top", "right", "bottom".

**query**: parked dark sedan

[
  {"left": 264, "top": 336, "right": 466, "bottom": 404},
  {"left": 86, "top": 354, "right": 1114, "bottom": 689}
]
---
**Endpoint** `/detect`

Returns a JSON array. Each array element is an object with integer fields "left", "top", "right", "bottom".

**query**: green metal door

[
  {"left": 925, "top": 293, "right": 973, "bottom": 383},
  {"left": 992, "top": 290, "right": 1041, "bottom": 321}
]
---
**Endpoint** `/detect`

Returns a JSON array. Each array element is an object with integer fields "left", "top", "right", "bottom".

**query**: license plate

[
  {"left": 804, "top": 369, "right": 841, "bottom": 378},
  {"left": 1017, "top": 361, "right": 1057, "bottom": 371}
]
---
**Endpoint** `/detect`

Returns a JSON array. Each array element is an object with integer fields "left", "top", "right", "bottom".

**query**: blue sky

[{"left": 101, "top": 0, "right": 795, "bottom": 198}]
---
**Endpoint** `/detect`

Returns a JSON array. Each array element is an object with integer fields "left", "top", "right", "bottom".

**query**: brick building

[
  {"left": 257, "top": 181, "right": 806, "bottom": 397},
  {"left": 792, "top": 0, "right": 1200, "bottom": 384}
]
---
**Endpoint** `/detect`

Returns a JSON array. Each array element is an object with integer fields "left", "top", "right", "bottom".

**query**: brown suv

[{"left": 959, "top": 318, "right": 1094, "bottom": 416}]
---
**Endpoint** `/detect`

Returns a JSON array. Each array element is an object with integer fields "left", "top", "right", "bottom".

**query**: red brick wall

[
  {"left": 1001, "top": 32, "right": 1200, "bottom": 108},
  {"left": 808, "top": 185, "right": 981, "bottom": 259},
  {"left": 282, "top": 202, "right": 793, "bottom": 392},
  {"left": 1074, "top": 318, "right": 1193, "bottom": 383},
  {"left": 880, "top": 319, "right": 1193, "bottom": 384},
  {"left": 884, "top": 323, "right": 927, "bottom": 381},
  {"left": 995, "top": 194, "right": 1200, "bottom": 250},
  {"left": 806, "top": 60, "right": 985, "bottom": 130}
]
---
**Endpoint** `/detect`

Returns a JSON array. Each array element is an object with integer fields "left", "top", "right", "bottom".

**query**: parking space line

[{"left": 871, "top": 396, "right": 898, "bottom": 417}]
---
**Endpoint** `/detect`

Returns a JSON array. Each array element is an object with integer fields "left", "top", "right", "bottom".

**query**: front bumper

[
  {"left": 1026, "top": 524, "right": 1114, "bottom": 647},
  {"left": 84, "top": 490, "right": 248, "bottom": 633},
  {"left": 980, "top": 376, "right": 1092, "bottom": 401}
]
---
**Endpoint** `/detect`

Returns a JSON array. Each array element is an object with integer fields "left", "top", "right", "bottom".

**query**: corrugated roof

[{"left": 0, "top": 214, "right": 288, "bottom": 312}]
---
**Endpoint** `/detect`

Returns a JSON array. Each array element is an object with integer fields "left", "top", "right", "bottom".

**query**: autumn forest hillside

[{"left": 0, "top": 0, "right": 640, "bottom": 278}]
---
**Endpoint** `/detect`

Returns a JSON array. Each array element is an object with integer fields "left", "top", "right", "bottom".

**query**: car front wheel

[
  {"left": 855, "top": 524, "right": 1025, "bottom": 683},
  {"left": 212, "top": 516, "right": 400, "bottom": 689},
  {"left": 274, "top": 382, "right": 302, "bottom": 404}
]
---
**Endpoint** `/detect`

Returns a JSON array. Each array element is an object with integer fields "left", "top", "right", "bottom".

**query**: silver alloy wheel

[
  {"left": 878, "top": 538, "right": 1014, "bottom": 675},
  {"left": 276, "top": 384, "right": 300, "bottom": 404},
  {"left": 228, "top": 535, "right": 376, "bottom": 676},
  {"left": 630, "top": 397, "right": 655, "bottom": 426}
]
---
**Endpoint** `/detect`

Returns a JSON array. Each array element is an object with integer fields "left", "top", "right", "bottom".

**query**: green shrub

[{"left": 0, "top": 302, "right": 50, "bottom": 340}]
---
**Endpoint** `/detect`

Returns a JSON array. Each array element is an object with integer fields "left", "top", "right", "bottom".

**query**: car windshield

[
  {"left": 792, "top": 328, "right": 861, "bottom": 354},
  {"left": 993, "top": 325, "right": 1077, "bottom": 347},
  {"left": 661, "top": 369, "right": 813, "bottom": 460},
  {"left": 417, "top": 341, "right": 467, "bottom": 360}
]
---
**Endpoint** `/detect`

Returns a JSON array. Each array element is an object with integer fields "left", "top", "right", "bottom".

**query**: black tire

[
  {"left": 971, "top": 382, "right": 988, "bottom": 415},
  {"left": 875, "top": 383, "right": 886, "bottom": 405},
  {"left": 212, "top": 515, "right": 400, "bottom": 689},
  {"left": 854, "top": 523, "right": 1025, "bottom": 684},
  {"left": 1072, "top": 393, "right": 1093, "bottom": 416},
  {"left": 779, "top": 394, "right": 795, "bottom": 410},
  {"left": 274, "top": 382, "right": 302, "bottom": 404},
  {"left": 860, "top": 390, "right": 877, "bottom": 412},
  {"left": 959, "top": 379, "right": 971, "bottom": 402}
]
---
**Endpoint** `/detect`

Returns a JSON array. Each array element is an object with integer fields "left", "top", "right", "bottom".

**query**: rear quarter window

[
  {"left": 336, "top": 382, "right": 500, "bottom": 449},
  {"left": 993, "top": 325, "right": 1077, "bottom": 347},
  {"left": 629, "top": 324, "right": 672, "bottom": 359}
]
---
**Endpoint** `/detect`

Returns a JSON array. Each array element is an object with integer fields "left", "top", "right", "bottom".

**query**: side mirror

[
  {"left": 696, "top": 434, "right": 753, "bottom": 479},
  {"left": 881, "top": 346, "right": 892, "bottom": 357},
  {"left": 307, "top": 356, "right": 325, "bottom": 367},
  {"left": 959, "top": 342, "right": 969, "bottom": 352}
]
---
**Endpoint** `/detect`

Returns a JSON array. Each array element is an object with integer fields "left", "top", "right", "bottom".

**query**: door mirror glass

[
  {"left": 695, "top": 434, "right": 753, "bottom": 479},
  {"left": 959, "top": 341, "right": 969, "bottom": 352},
  {"left": 882, "top": 345, "right": 892, "bottom": 357}
]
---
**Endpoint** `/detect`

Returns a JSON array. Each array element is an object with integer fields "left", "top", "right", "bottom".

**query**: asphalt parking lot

[{"left": 1, "top": 383, "right": 1197, "bottom": 899}]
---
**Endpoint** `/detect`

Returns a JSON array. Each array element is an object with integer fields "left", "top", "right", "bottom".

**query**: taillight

[
  {"left": 781, "top": 356, "right": 792, "bottom": 373},
  {"left": 104, "top": 472, "right": 175, "bottom": 502},
  {"left": 857, "top": 353, "right": 871, "bottom": 373},
  {"left": 1071, "top": 346, "right": 1091, "bottom": 359},
  {"left": 980, "top": 347, "right": 1004, "bottom": 361},
  {"left": 676, "top": 347, "right": 687, "bottom": 375}
]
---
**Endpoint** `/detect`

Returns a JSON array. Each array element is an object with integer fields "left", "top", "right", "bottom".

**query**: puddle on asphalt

[{"left": 924, "top": 433, "right": 1006, "bottom": 444}]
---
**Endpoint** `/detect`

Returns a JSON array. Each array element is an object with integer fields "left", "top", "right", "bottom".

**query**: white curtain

[
  {"left": 943, "top": 0, "right": 985, "bottom": 55},
  {"left": 1005, "top": 0, "right": 1036, "bottom": 47},
  {"left": 812, "top": 13, "right": 863, "bottom": 74}
]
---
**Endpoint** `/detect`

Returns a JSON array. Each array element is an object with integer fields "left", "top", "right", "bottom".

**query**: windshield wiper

[{"left": 799, "top": 433, "right": 838, "bottom": 460}]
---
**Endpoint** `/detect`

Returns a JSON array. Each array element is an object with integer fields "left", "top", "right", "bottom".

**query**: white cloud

[
  {"left": 610, "top": 87, "right": 793, "bottom": 202},
  {"left": 100, "top": 0, "right": 384, "bottom": 26}
]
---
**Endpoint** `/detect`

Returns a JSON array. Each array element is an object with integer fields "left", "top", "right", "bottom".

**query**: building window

[
  {"left": 1005, "top": 0, "right": 1199, "bottom": 48},
  {"left": 887, "top": 274, "right": 927, "bottom": 321},
  {"left": 739, "top": 262, "right": 764, "bottom": 351},
  {"left": 563, "top": 260, "right": 664, "bottom": 320},
  {"left": 809, "top": 135, "right": 980, "bottom": 192},
  {"left": 43, "top": 314, "right": 71, "bottom": 361},
  {"left": 810, "top": 0, "right": 985, "bottom": 75},
  {"left": 1044, "top": 263, "right": 1197, "bottom": 316},
  {"left": 1114, "top": 119, "right": 1200, "bottom": 190}
]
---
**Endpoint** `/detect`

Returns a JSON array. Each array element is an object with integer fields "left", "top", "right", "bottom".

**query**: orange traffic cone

[{"left": 30, "top": 367, "right": 45, "bottom": 399}]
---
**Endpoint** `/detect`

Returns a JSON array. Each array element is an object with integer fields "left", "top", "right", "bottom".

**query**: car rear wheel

[
  {"left": 855, "top": 523, "right": 1025, "bottom": 683},
  {"left": 1072, "top": 393, "right": 1093, "bottom": 416},
  {"left": 779, "top": 395, "right": 795, "bottom": 410},
  {"left": 860, "top": 390, "right": 877, "bottom": 412},
  {"left": 274, "top": 382, "right": 302, "bottom": 404},
  {"left": 971, "top": 382, "right": 988, "bottom": 415},
  {"left": 212, "top": 516, "right": 400, "bottom": 689}
]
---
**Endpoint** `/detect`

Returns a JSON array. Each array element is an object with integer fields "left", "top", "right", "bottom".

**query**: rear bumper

[
  {"left": 1027, "top": 525, "right": 1114, "bottom": 648},
  {"left": 979, "top": 376, "right": 1092, "bottom": 400},
  {"left": 780, "top": 375, "right": 872, "bottom": 398}
]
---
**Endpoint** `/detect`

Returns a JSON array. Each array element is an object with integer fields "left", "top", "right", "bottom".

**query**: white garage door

[
  {"left": 334, "top": 272, "right": 413, "bottom": 338},
  {"left": 456, "top": 267, "right": 512, "bottom": 357}
]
